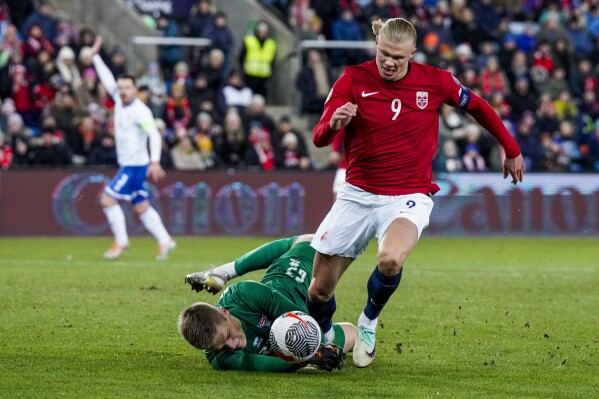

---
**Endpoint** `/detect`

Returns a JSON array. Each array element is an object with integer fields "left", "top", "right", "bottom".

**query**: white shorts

[
  {"left": 311, "top": 182, "right": 434, "bottom": 258},
  {"left": 332, "top": 168, "right": 346, "bottom": 194}
]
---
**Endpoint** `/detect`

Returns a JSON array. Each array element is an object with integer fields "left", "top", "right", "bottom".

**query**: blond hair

[
  {"left": 178, "top": 302, "right": 226, "bottom": 350},
  {"left": 372, "top": 18, "right": 417, "bottom": 46}
]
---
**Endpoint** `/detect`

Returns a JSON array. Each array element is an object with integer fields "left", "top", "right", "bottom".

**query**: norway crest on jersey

[{"left": 416, "top": 91, "right": 428, "bottom": 109}]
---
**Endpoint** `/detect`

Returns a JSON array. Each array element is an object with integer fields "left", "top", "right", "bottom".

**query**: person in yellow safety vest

[{"left": 239, "top": 21, "right": 277, "bottom": 100}]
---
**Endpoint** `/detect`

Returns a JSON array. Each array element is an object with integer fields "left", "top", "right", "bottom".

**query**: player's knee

[
  {"left": 133, "top": 201, "right": 150, "bottom": 214},
  {"left": 100, "top": 193, "right": 116, "bottom": 208},
  {"left": 308, "top": 283, "right": 333, "bottom": 303},
  {"left": 377, "top": 250, "right": 406, "bottom": 275}
]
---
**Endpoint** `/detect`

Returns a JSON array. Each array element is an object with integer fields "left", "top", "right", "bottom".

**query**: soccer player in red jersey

[{"left": 306, "top": 18, "right": 525, "bottom": 368}]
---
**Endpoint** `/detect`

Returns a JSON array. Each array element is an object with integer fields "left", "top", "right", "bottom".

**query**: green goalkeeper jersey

[{"left": 205, "top": 241, "right": 345, "bottom": 372}]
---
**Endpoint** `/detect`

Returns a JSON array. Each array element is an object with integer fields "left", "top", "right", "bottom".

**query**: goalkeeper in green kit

[{"left": 178, "top": 234, "right": 356, "bottom": 372}]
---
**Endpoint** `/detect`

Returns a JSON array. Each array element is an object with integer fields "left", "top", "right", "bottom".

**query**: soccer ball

[{"left": 269, "top": 311, "right": 321, "bottom": 363}]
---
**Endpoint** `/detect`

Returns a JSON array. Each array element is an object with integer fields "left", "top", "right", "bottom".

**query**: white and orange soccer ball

[{"left": 268, "top": 311, "right": 321, "bottom": 363}]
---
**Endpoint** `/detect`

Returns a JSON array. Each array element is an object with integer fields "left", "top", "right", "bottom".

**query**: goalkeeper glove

[{"left": 301, "top": 343, "right": 346, "bottom": 372}]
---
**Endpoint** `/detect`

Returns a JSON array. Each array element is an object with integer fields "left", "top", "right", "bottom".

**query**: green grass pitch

[{"left": 1, "top": 236, "right": 598, "bottom": 399}]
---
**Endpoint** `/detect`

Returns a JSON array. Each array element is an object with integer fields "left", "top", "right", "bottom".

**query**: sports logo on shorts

[
  {"left": 416, "top": 91, "right": 428, "bottom": 109},
  {"left": 320, "top": 230, "right": 328, "bottom": 241}
]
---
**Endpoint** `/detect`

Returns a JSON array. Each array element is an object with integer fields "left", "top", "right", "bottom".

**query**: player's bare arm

[
  {"left": 90, "top": 35, "right": 102, "bottom": 56},
  {"left": 330, "top": 102, "right": 358, "bottom": 131},
  {"left": 503, "top": 154, "right": 525, "bottom": 185},
  {"left": 147, "top": 162, "right": 165, "bottom": 182}
]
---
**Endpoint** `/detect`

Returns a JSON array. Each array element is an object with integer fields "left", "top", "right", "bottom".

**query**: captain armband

[{"left": 457, "top": 85, "right": 471, "bottom": 110}]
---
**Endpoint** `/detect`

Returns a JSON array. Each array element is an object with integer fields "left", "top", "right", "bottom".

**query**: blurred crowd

[{"left": 1, "top": 0, "right": 599, "bottom": 173}]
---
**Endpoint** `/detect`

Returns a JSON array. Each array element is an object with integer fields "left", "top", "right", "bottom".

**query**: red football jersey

[{"left": 313, "top": 60, "right": 520, "bottom": 196}]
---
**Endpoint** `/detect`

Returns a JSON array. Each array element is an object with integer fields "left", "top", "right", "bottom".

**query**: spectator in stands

[
  {"left": 11, "top": 137, "right": 31, "bottom": 166},
  {"left": 187, "top": 0, "right": 214, "bottom": 39},
  {"left": 0, "top": 24, "right": 24, "bottom": 72},
  {"left": 451, "top": 6, "right": 489, "bottom": 51},
  {"left": 554, "top": 90, "right": 579, "bottom": 121},
  {"left": 31, "top": 49, "right": 56, "bottom": 117},
  {"left": 40, "top": 114, "right": 64, "bottom": 140},
  {"left": 23, "top": 24, "right": 54, "bottom": 68},
  {"left": 587, "top": 124, "right": 599, "bottom": 171},
  {"left": 434, "top": 139, "right": 463, "bottom": 173},
  {"left": 10, "top": 63, "right": 34, "bottom": 126},
  {"left": 244, "top": 121, "right": 275, "bottom": 171},
  {"left": 107, "top": 46, "right": 127, "bottom": 77},
  {"left": 77, "top": 45, "right": 95, "bottom": 73},
  {"left": 69, "top": 113, "right": 98, "bottom": 164},
  {"left": 219, "top": 69, "right": 253, "bottom": 114},
  {"left": 0, "top": 98, "right": 15, "bottom": 132},
  {"left": 420, "top": 32, "right": 441, "bottom": 67},
  {"left": 221, "top": 108, "right": 247, "bottom": 166},
  {"left": 170, "top": 134, "right": 206, "bottom": 170},
  {"left": 556, "top": 120, "right": 583, "bottom": 172},
  {"left": 242, "top": 94, "right": 275, "bottom": 135},
  {"left": 438, "top": 103, "right": 468, "bottom": 146},
  {"left": 462, "top": 143, "right": 486, "bottom": 172},
  {"left": 187, "top": 0, "right": 214, "bottom": 66},
  {"left": 579, "top": 89, "right": 599, "bottom": 121},
  {"left": 515, "top": 22, "right": 538, "bottom": 54},
  {"left": 473, "top": 41, "right": 497, "bottom": 72},
  {"left": 171, "top": 60, "right": 193, "bottom": 90},
  {"left": 20, "top": 0, "right": 57, "bottom": 43},
  {"left": 552, "top": 38, "right": 572, "bottom": 78},
  {"left": 471, "top": 0, "right": 501, "bottom": 40},
  {"left": 196, "top": 123, "right": 221, "bottom": 170},
  {"left": 204, "top": 48, "right": 226, "bottom": 92},
  {"left": 532, "top": 41, "right": 555, "bottom": 75},
  {"left": 272, "top": 114, "right": 309, "bottom": 158},
  {"left": 76, "top": 28, "right": 99, "bottom": 58},
  {"left": 189, "top": 111, "right": 217, "bottom": 144},
  {"left": 166, "top": 83, "right": 192, "bottom": 129},
  {"left": 30, "top": 128, "right": 71, "bottom": 166},
  {"left": 331, "top": 8, "right": 364, "bottom": 66},
  {"left": 156, "top": 13, "right": 183, "bottom": 79},
  {"left": 88, "top": 132, "right": 117, "bottom": 167},
  {"left": 451, "top": 42, "right": 474, "bottom": 78},
  {"left": 508, "top": 77, "right": 538, "bottom": 121},
  {"left": 188, "top": 73, "right": 215, "bottom": 119},
  {"left": 427, "top": 10, "right": 454, "bottom": 47},
  {"left": 478, "top": 56, "right": 510, "bottom": 98},
  {"left": 541, "top": 66, "right": 570, "bottom": 99},
  {"left": 50, "top": 87, "right": 81, "bottom": 137},
  {"left": 275, "top": 131, "right": 311, "bottom": 170},
  {"left": 506, "top": 50, "right": 530, "bottom": 88},
  {"left": 56, "top": 46, "right": 81, "bottom": 89},
  {"left": 295, "top": 49, "right": 333, "bottom": 116},
  {"left": 239, "top": 20, "right": 277, "bottom": 100},
  {"left": 207, "top": 11, "right": 234, "bottom": 78},
  {"left": 138, "top": 61, "right": 168, "bottom": 118},
  {"left": 75, "top": 67, "right": 105, "bottom": 111},
  {"left": 515, "top": 111, "right": 544, "bottom": 171},
  {"left": 569, "top": 58, "right": 596, "bottom": 99},
  {"left": 536, "top": 94, "right": 561, "bottom": 135},
  {"left": 498, "top": 34, "right": 518, "bottom": 73},
  {"left": 0, "top": 131, "right": 12, "bottom": 169}
]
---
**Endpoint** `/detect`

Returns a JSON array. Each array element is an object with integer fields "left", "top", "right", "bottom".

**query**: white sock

[
  {"left": 139, "top": 206, "right": 171, "bottom": 245},
  {"left": 214, "top": 261, "right": 237, "bottom": 280},
  {"left": 358, "top": 312, "right": 378, "bottom": 330},
  {"left": 103, "top": 204, "right": 129, "bottom": 245}
]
